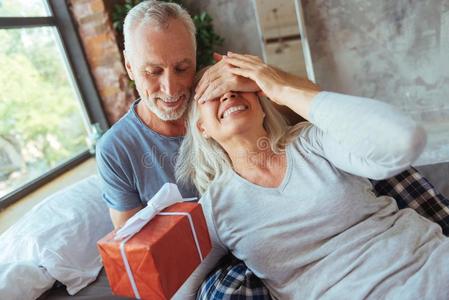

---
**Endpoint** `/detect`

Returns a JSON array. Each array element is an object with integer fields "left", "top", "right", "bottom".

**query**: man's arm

[
  {"left": 96, "top": 135, "right": 145, "bottom": 229},
  {"left": 109, "top": 205, "right": 144, "bottom": 229}
]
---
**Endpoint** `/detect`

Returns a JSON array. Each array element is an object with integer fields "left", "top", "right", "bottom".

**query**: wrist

[
  {"left": 267, "top": 84, "right": 290, "bottom": 105},
  {"left": 281, "top": 87, "right": 320, "bottom": 121},
  {"left": 279, "top": 85, "right": 306, "bottom": 105}
]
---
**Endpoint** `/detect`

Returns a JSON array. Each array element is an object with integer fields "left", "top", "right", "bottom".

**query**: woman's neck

[{"left": 221, "top": 131, "right": 287, "bottom": 188}]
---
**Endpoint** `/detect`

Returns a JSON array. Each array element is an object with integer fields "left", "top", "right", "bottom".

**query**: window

[{"left": 0, "top": 0, "right": 107, "bottom": 208}]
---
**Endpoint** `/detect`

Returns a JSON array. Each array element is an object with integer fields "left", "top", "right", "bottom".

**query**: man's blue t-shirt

[{"left": 96, "top": 100, "right": 198, "bottom": 211}]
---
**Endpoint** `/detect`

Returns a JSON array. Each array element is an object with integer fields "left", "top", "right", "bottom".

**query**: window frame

[{"left": 0, "top": 0, "right": 108, "bottom": 209}]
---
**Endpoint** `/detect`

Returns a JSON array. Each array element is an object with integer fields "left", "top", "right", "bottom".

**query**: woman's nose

[{"left": 220, "top": 92, "right": 237, "bottom": 102}]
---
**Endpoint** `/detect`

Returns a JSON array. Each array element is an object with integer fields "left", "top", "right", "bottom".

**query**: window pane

[
  {"left": 0, "top": 0, "right": 50, "bottom": 17},
  {"left": 0, "top": 26, "right": 90, "bottom": 198}
]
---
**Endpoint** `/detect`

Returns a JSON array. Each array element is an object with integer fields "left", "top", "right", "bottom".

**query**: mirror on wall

[{"left": 252, "top": 0, "right": 315, "bottom": 82}]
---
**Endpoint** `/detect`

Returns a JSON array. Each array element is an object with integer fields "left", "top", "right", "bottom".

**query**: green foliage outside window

[
  {"left": 0, "top": 27, "right": 88, "bottom": 196},
  {"left": 111, "top": 0, "right": 224, "bottom": 69},
  {"left": 0, "top": 1, "right": 89, "bottom": 197}
]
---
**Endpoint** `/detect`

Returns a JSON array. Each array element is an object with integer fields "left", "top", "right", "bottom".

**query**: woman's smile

[
  {"left": 216, "top": 92, "right": 254, "bottom": 122},
  {"left": 220, "top": 104, "right": 249, "bottom": 119}
]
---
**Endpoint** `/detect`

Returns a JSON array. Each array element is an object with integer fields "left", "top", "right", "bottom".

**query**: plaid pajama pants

[{"left": 196, "top": 167, "right": 449, "bottom": 300}]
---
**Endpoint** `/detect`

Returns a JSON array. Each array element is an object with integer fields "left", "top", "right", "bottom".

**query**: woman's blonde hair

[{"left": 175, "top": 72, "right": 304, "bottom": 194}]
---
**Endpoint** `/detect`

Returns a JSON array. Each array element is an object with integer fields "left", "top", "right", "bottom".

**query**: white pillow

[
  {"left": 0, "top": 175, "right": 113, "bottom": 296},
  {"left": 0, "top": 262, "right": 55, "bottom": 300}
]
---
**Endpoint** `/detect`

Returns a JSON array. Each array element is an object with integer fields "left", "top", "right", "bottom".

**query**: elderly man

[{"left": 96, "top": 0, "right": 256, "bottom": 229}]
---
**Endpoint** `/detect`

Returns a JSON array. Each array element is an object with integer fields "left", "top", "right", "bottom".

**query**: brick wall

[{"left": 68, "top": 0, "right": 136, "bottom": 125}]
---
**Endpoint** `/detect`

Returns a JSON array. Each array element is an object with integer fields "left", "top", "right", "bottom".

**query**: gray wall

[
  {"left": 183, "top": 0, "right": 263, "bottom": 56},
  {"left": 302, "top": 0, "right": 449, "bottom": 197},
  {"left": 303, "top": 0, "right": 449, "bottom": 166},
  {"left": 188, "top": 0, "right": 448, "bottom": 197}
]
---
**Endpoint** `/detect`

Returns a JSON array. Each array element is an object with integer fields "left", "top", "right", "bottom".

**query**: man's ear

[
  {"left": 124, "top": 50, "right": 135, "bottom": 81},
  {"left": 196, "top": 120, "right": 209, "bottom": 139}
]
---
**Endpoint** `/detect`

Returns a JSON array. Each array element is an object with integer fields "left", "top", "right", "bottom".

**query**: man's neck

[{"left": 135, "top": 101, "right": 186, "bottom": 137}]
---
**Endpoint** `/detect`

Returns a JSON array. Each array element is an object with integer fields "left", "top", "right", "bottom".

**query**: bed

[{"left": 38, "top": 269, "right": 128, "bottom": 300}]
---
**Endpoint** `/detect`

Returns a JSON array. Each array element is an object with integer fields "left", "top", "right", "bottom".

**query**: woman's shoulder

[
  {"left": 287, "top": 121, "right": 313, "bottom": 139},
  {"left": 286, "top": 121, "right": 323, "bottom": 154},
  {"left": 199, "top": 172, "right": 235, "bottom": 204}
]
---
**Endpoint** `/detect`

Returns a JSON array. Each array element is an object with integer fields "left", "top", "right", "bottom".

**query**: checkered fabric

[
  {"left": 371, "top": 167, "right": 449, "bottom": 235},
  {"left": 196, "top": 255, "right": 270, "bottom": 300},
  {"left": 196, "top": 167, "right": 449, "bottom": 299}
]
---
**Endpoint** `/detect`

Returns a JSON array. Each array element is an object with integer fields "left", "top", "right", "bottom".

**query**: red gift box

[{"left": 97, "top": 202, "right": 212, "bottom": 300}]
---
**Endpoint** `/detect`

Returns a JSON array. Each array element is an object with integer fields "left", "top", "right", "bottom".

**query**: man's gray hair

[{"left": 123, "top": 0, "right": 196, "bottom": 53}]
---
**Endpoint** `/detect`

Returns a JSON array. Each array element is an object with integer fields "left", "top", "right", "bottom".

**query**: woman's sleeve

[{"left": 303, "top": 91, "right": 427, "bottom": 180}]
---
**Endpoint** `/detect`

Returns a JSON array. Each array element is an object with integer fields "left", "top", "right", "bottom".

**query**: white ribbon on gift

[
  {"left": 115, "top": 183, "right": 197, "bottom": 240},
  {"left": 114, "top": 183, "right": 200, "bottom": 299}
]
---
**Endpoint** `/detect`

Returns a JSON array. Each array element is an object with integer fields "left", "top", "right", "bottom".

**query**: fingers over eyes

[
  {"left": 195, "top": 61, "right": 227, "bottom": 99},
  {"left": 223, "top": 57, "right": 257, "bottom": 71},
  {"left": 195, "top": 52, "right": 264, "bottom": 103},
  {"left": 227, "top": 52, "right": 262, "bottom": 64},
  {"left": 228, "top": 67, "right": 253, "bottom": 80},
  {"left": 198, "top": 78, "right": 230, "bottom": 103}
]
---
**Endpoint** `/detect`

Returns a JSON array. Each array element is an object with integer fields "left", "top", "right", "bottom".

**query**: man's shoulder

[{"left": 96, "top": 107, "right": 141, "bottom": 157}]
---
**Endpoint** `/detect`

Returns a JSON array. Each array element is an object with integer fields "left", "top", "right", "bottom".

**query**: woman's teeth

[
  {"left": 221, "top": 105, "right": 248, "bottom": 118},
  {"left": 163, "top": 97, "right": 181, "bottom": 103}
]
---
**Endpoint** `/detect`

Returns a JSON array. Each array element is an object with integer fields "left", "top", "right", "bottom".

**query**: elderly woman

[{"left": 176, "top": 53, "right": 448, "bottom": 299}]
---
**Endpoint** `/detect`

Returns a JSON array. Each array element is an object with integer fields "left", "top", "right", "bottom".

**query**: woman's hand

[
  {"left": 194, "top": 53, "right": 260, "bottom": 103},
  {"left": 222, "top": 52, "right": 319, "bottom": 105},
  {"left": 222, "top": 52, "right": 320, "bottom": 120}
]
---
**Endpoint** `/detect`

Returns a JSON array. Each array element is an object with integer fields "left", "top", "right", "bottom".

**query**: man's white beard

[{"left": 143, "top": 91, "right": 190, "bottom": 121}]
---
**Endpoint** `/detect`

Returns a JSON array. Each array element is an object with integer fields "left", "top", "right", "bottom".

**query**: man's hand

[
  {"left": 109, "top": 205, "right": 143, "bottom": 229},
  {"left": 194, "top": 53, "right": 260, "bottom": 103}
]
